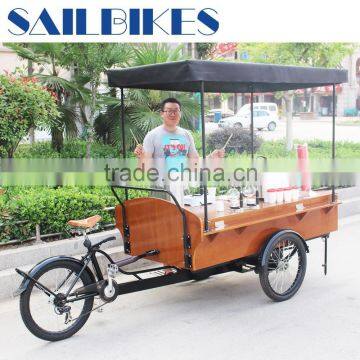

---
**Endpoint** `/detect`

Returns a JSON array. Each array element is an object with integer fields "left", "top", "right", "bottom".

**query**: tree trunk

[
  {"left": 86, "top": 133, "right": 92, "bottom": 158},
  {"left": 284, "top": 91, "right": 294, "bottom": 151},
  {"left": 7, "top": 148, "right": 14, "bottom": 158},
  {"left": 27, "top": 60, "right": 35, "bottom": 145},
  {"left": 51, "top": 127, "right": 64, "bottom": 153},
  {"left": 29, "top": 127, "right": 35, "bottom": 144},
  {"left": 86, "top": 85, "right": 97, "bottom": 159}
]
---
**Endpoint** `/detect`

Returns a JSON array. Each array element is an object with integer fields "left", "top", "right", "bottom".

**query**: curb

[{"left": 0, "top": 229, "right": 156, "bottom": 301}]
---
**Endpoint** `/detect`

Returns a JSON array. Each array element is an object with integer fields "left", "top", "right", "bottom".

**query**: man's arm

[{"left": 134, "top": 134, "right": 154, "bottom": 170}]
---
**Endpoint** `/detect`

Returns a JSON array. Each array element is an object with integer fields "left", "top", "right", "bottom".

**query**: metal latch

[
  {"left": 184, "top": 254, "right": 192, "bottom": 268},
  {"left": 184, "top": 234, "right": 191, "bottom": 249}
]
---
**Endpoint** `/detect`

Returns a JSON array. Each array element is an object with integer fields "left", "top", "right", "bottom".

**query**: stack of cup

[
  {"left": 267, "top": 189, "right": 277, "bottom": 204},
  {"left": 276, "top": 188, "right": 284, "bottom": 203},
  {"left": 283, "top": 187, "right": 292, "bottom": 202},
  {"left": 292, "top": 186, "right": 300, "bottom": 201}
]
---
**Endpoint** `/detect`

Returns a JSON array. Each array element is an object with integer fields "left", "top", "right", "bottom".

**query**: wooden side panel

[
  {"left": 192, "top": 205, "right": 338, "bottom": 270},
  {"left": 115, "top": 193, "right": 339, "bottom": 271},
  {"left": 115, "top": 198, "right": 202, "bottom": 268}
]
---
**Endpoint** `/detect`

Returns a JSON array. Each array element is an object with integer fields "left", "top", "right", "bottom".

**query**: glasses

[{"left": 162, "top": 110, "right": 181, "bottom": 115}]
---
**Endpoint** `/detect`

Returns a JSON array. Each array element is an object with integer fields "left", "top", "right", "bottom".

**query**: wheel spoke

[
  {"left": 263, "top": 237, "right": 305, "bottom": 297},
  {"left": 23, "top": 263, "right": 94, "bottom": 340}
]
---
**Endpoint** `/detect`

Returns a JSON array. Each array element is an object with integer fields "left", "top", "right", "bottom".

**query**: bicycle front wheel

[{"left": 19, "top": 260, "right": 95, "bottom": 341}]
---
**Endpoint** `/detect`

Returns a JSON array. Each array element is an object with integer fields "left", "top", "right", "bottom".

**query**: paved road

[
  {"left": 206, "top": 118, "right": 360, "bottom": 142},
  {"left": 1, "top": 216, "right": 360, "bottom": 360},
  {"left": 260, "top": 119, "right": 360, "bottom": 142}
]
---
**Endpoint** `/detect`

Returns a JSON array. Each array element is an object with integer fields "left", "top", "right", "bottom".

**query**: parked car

[
  {"left": 219, "top": 109, "right": 278, "bottom": 131},
  {"left": 237, "top": 102, "right": 279, "bottom": 117}
]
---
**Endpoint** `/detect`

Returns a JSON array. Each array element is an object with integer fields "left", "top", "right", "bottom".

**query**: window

[{"left": 269, "top": 105, "right": 276, "bottom": 111}]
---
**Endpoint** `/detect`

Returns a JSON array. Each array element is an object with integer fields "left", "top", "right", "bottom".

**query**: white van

[
  {"left": 237, "top": 102, "right": 279, "bottom": 117},
  {"left": 219, "top": 109, "right": 278, "bottom": 131}
]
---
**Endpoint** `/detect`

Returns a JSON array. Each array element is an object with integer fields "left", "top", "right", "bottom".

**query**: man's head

[{"left": 160, "top": 98, "right": 181, "bottom": 129}]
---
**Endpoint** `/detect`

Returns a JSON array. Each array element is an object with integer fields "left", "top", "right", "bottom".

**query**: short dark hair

[{"left": 160, "top": 98, "right": 181, "bottom": 111}]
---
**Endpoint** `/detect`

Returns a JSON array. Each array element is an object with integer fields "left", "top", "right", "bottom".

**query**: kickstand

[{"left": 322, "top": 235, "right": 329, "bottom": 275}]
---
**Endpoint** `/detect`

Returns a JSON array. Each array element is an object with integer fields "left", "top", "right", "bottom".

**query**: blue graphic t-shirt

[{"left": 143, "top": 125, "right": 198, "bottom": 175}]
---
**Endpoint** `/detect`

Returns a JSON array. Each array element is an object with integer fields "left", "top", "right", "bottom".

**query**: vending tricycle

[{"left": 15, "top": 60, "right": 347, "bottom": 341}]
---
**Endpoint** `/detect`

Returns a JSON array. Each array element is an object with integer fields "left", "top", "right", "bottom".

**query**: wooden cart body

[{"left": 115, "top": 191, "right": 338, "bottom": 271}]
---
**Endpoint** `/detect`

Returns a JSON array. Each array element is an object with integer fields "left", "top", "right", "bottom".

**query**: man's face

[{"left": 161, "top": 102, "right": 181, "bottom": 128}]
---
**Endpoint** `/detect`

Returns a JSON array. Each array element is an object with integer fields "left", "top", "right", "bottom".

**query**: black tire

[
  {"left": 234, "top": 122, "right": 243, "bottom": 128},
  {"left": 259, "top": 233, "right": 307, "bottom": 302},
  {"left": 267, "top": 121, "right": 276, "bottom": 131},
  {"left": 20, "top": 260, "right": 94, "bottom": 341}
]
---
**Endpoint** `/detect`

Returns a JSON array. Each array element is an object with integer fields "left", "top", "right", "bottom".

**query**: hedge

[
  {"left": 0, "top": 187, "right": 115, "bottom": 243},
  {"left": 14, "top": 140, "right": 122, "bottom": 159},
  {"left": 0, "top": 186, "right": 149, "bottom": 243}
]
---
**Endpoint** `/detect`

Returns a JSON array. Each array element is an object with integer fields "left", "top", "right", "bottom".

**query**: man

[
  {"left": 134, "top": 98, "right": 224, "bottom": 172},
  {"left": 134, "top": 98, "right": 223, "bottom": 275}
]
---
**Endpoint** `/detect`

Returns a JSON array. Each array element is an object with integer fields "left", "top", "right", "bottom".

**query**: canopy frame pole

[
  {"left": 120, "top": 87, "right": 128, "bottom": 200},
  {"left": 331, "top": 84, "right": 336, "bottom": 203},
  {"left": 250, "top": 88, "right": 254, "bottom": 160},
  {"left": 200, "top": 81, "right": 209, "bottom": 232}
]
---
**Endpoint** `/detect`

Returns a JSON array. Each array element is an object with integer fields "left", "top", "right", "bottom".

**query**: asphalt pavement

[
  {"left": 260, "top": 119, "right": 360, "bottom": 142},
  {"left": 0, "top": 215, "right": 360, "bottom": 360},
  {"left": 206, "top": 117, "right": 360, "bottom": 142}
]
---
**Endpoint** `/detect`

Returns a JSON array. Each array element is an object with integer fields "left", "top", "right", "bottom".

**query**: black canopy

[{"left": 107, "top": 60, "right": 348, "bottom": 93}]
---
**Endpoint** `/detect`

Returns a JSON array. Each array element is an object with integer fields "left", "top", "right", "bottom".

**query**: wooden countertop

[{"left": 184, "top": 190, "right": 339, "bottom": 235}]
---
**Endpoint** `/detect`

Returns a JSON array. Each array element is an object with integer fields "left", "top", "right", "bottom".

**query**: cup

[
  {"left": 292, "top": 186, "right": 300, "bottom": 201},
  {"left": 267, "top": 189, "right": 277, "bottom": 204},
  {"left": 230, "top": 197, "right": 240, "bottom": 208},
  {"left": 216, "top": 200, "right": 225, "bottom": 212},
  {"left": 283, "top": 187, "right": 292, "bottom": 202},
  {"left": 207, "top": 187, "right": 216, "bottom": 198},
  {"left": 207, "top": 187, "right": 217, "bottom": 204},
  {"left": 276, "top": 188, "right": 284, "bottom": 203}
]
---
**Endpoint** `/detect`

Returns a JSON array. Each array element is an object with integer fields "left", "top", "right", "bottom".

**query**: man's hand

[
  {"left": 209, "top": 148, "right": 225, "bottom": 158},
  {"left": 134, "top": 144, "right": 144, "bottom": 158}
]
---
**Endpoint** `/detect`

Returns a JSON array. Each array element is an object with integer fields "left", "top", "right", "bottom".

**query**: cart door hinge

[
  {"left": 124, "top": 241, "right": 131, "bottom": 254},
  {"left": 184, "top": 234, "right": 191, "bottom": 249},
  {"left": 184, "top": 254, "right": 192, "bottom": 269},
  {"left": 124, "top": 225, "right": 130, "bottom": 237},
  {"left": 124, "top": 225, "right": 130, "bottom": 254}
]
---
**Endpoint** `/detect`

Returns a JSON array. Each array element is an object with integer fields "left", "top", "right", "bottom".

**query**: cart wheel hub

[{"left": 277, "top": 261, "right": 288, "bottom": 271}]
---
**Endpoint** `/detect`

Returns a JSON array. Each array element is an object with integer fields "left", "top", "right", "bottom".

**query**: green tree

[
  {"left": 62, "top": 43, "right": 130, "bottom": 158},
  {"left": 94, "top": 44, "right": 200, "bottom": 152},
  {"left": 5, "top": 43, "right": 85, "bottom": 152},
  {"left": 196, "top": 43, "right": 216, "bottom": 59},
  {"left": 0, "top": 74, "right": 59, "bottom": 157},
  {"left": 237, "top": 43, "right": 355, "bottom": 149}
]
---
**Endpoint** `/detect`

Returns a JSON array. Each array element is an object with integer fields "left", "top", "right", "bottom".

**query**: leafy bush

[
  {"left": 14, "top": 140, "right": 121, "bottom": 158},
  {"left": 0, "top": 74, "right": 59, "bottom": 158},
  {"left": 206, "top": 127, "right": 263, "bottom": 154},
  {"left": 0, "top": 185, "right": 148, "bottom": 243},
  {"left": 258, "top": 139, "right": 360, "bottom": 158},
  {"left": 0, "top": 186, "right": 117, "bottom": 242}
]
